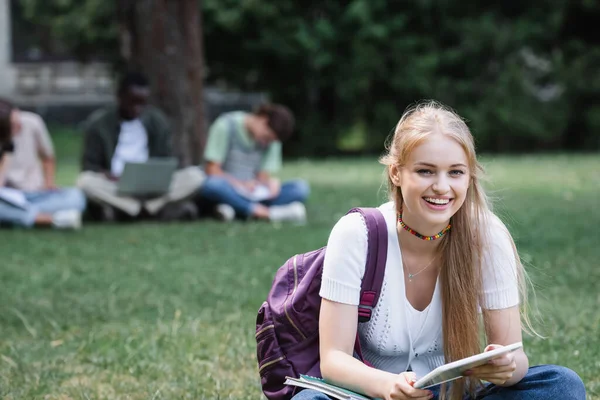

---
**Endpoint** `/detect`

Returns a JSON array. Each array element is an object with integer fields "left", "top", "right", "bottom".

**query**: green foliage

[
  {"left": 15, "top": 0, "right": 600, "bottom": 154},
  {"left": 203, "top": 0, "right": 600, "bottom": 154},
  {"left": 0, "top": 151, "right": 599, "bottom": 398},
  {"left": 18, "top": 0, "right": 118, "bottom": 61}
]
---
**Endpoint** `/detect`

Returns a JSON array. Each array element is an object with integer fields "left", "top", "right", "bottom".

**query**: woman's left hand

[{"left": 464, "top": 344, "right": 517, "bottom": 386}]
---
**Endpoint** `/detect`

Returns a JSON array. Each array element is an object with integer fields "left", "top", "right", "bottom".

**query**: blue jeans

[
  {"left": 291, "top": 365, "right": 586, "bottom": 399},
  {"left": 0, "top": 188, "right": 87, "bottom": 227},
  {"left": 199, "top": 176, "right": 310, "bottom": 217}
]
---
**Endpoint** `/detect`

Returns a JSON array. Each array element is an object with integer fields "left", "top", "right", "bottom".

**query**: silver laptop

[{"left": 117, "top": 158, "right": 178, "bottom": 197}]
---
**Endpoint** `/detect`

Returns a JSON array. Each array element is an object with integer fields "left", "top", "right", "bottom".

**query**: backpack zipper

[
  {"left": 258, "top": 356, "right": 285, "bottom": 373},
  {"left": 255, "top": 324, "right": 275, "bottom": 338},
  {"left": 284, "top": 256, "right": 307, "bottom": 340}
]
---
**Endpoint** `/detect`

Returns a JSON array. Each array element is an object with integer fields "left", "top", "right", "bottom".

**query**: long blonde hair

[{"left": 379, "top": 100, "right": 530, "bottom": 399}]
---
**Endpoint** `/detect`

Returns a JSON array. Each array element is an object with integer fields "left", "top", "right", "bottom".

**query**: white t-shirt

[
  {"left": 111, "top": 119, "right": 149, "bottom": 177},
  {"left": 319, "top": 202, "right": 520, "bottom": 378}
]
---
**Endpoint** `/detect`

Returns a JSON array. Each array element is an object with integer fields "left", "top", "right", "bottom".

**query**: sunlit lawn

[{"left": 0, "top": 129, "right": 598, "bottom": 398}]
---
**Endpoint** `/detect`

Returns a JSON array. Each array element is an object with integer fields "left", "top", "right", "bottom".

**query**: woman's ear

[{"left": 389, "top": 164, "right": 402, "bottom": 187}]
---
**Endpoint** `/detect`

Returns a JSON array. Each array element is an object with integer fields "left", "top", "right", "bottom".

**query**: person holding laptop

[
  {"left": 0, "top": 99, "right": 85, "bottom": 229},
  {"left": 200, "top": 104, "right": 310, "bottom": 223},
  {"left": 77, "top": 72, "right": 204, "bottom": 222}
]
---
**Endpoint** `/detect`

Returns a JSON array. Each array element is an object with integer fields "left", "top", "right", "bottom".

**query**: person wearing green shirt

[{"left": 200, "top": 104, "right": 309, "bottom": 222}]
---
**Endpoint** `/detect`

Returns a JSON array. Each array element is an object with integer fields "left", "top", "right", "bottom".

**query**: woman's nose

[{"left": 432, "top": 175, "right": 450, "bottom": 194}]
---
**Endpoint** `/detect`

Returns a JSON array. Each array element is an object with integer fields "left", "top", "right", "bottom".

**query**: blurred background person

[
  {"left": 76, "top": 72, "right": 204, "bottom": 222},
  {"left": 199, "top": 104, "right": 310, "bottom": 223},
  {"left": 0, "top": 99, "right": 85, "bottom": 229}
]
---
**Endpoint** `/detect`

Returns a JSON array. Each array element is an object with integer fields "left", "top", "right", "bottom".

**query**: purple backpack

[{"left": 255, "top": 208, "right": 388, "bottom": 400}]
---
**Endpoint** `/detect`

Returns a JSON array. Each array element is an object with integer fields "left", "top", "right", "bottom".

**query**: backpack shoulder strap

[
  {"left": 346, "top": 207, "right": 388, "bottom": 323},
  {"left": 346, "top": 207, "right": 388, "bottom": 365}
]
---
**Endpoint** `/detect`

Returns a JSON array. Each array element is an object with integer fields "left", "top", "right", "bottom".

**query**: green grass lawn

[{"left": 0, "top": 132, "right": 599, "bottom": 398}]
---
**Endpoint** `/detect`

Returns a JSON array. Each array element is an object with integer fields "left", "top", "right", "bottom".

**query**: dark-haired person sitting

[
  {"left": 0, "top": 99, "right": 85, "bottom": 229},
  {"left": 76, "top": 72, "right": 204, "bottom": 222},
  {"left": 200, "top": 104, "right": 310, "bottom": 223}
]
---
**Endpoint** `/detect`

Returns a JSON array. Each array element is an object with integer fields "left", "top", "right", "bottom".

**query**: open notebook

[
  {"left": 284, "top": 375, "right": 371, "bottom": 400},
  {"left": 0, "top": 187, "right": 29, "bottom": 210},
  {"left": 284, "top": 342, "right": 523, "bottom": 397}
]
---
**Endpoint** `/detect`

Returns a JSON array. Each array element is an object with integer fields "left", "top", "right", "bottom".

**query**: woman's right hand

[{"left": 384, "top": 372, "right": 433, "bottom": 400}]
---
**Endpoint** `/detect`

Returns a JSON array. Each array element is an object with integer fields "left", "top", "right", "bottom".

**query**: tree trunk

[{"left": 117, "top": 0, "right": 206, "bottom": 166}]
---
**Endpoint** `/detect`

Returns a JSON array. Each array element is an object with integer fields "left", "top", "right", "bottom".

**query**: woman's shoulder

[
  {"left": 332, "top": 202, "right": 396, "bottom": 235},
  {"left": 481, "top": 211, "right": 514, "bottom": 243},
  {"left": 323, "top": 207, "right": 394, "bottom": 305},
  {"left": 330, "top": 210, "right": 368, "bottom": 239},
  {"left": 479, "top": 211, "right": 519, "bottom": 270},
  {"left": 377, "top": 201, "right": 396, "bottom": 216}
]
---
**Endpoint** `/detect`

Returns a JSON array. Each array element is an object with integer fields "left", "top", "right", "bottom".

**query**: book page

[
  {"left": 235, "top": 184, "right": 272, "bottom": 201},
  {"left": 284, "top": 375, "right": 372, "bottom": 400},
  {"left": 0, "top": 187, "right": 29, "bottom": 210}
]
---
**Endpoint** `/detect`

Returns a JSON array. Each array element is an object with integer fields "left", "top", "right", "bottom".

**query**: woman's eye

[
  {"left": 417, "top": 169, "right": 433, "bottom": 175},
  {"left": 449, "top": 170, "right": 465, "bottom": 176}
]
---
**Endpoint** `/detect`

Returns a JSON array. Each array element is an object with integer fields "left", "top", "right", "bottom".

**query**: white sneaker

[
  {"left": 215, "top": 203, "right": 235, "bottom": 222},
  {"left": 52, "top": 210, "right": 82, "bottom": 230},
  {"left": 269, "top": 202, "right": 307, "bottom": 224}
]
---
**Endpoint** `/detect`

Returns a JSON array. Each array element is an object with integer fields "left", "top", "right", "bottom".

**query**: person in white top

[
  {"left": 77, "top": 72, "right": 204, "bottom": 222},
  {"left": 293, "top": 101, "right": 585, "bottom": 400},
  {"left": 0, "top": 99, "right": 85, "bottom": 229}
]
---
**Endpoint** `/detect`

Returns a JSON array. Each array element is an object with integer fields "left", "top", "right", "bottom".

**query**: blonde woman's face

[{"left": 395, "top": 133, "right": 470, "bottom": 230}]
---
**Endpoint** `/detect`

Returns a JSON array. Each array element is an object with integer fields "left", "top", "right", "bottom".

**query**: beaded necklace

[{"left": 397, "top": 212, "right": 451, "bottom": 241}]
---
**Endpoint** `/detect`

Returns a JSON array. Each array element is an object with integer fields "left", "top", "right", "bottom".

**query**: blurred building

[
  {"left": 0, "top": 0, "right": 114, "bottom": 124},
  {"left": 0, "top": 0, "right": 266, "bottom": 126}
]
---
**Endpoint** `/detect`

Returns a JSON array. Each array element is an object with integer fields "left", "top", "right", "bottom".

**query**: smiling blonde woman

[{"left": 291, "top": 101, "right": 586, "bottom": 400}]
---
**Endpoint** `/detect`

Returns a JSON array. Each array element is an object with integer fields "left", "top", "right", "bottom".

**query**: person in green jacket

[
  {"left": 200, "top": 104, "right": 309, "bottom": 223},
  {"left": 77, "top": 72, "right": 204, "bottom": 221}
]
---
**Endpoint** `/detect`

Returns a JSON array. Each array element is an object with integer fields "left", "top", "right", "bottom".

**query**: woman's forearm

[{"left": 321, "top": 349, "right": 397, "bottom": 399}]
